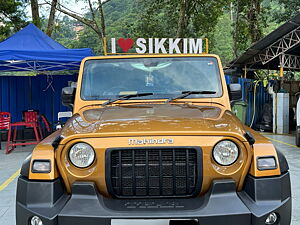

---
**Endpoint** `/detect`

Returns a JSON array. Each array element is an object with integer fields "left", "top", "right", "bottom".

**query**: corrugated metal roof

[{"left": 228, "top": 13, "right": 300, "bottom": 71}]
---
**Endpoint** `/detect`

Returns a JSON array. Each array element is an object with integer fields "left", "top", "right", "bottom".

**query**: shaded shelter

[
  {"left": 0, "top": 24, "right": 94, "bottom": 125},
  {"left": 227, "top": 13, "right": 300, "bottom": 75},
  {"left": 0, "top": 24, "right": 93, "bottom": 72}
]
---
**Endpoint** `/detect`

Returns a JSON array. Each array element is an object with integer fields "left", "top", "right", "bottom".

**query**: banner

[{"left": 110, "top": 38, "right": 203, "bottom": 54}]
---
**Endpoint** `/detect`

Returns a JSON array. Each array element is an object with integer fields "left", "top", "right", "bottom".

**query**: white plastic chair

[{"left": 56, "top": 111, "right": 72, "bottom": 130}]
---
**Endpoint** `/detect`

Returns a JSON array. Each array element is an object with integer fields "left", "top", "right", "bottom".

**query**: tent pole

[
  {"left": 29, "top": 77, "right": 32, "bottom": 108},
  {"left": 52, "top": 91, "right": 55, "bottom": 126}
]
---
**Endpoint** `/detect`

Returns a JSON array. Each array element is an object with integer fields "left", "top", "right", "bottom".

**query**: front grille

[{"left": 106, "top": 147, "right": 201, "bottom": 198}]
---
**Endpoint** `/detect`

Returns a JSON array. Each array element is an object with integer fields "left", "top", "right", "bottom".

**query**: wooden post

[
  {"left": 103, "top": 37, "right": 107, "bottom": 56},
  {"left": 205, "top": 38, "right": 209, "bottom": 54}
]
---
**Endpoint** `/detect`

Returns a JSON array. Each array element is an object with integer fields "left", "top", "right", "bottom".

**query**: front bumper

[{"left": 16, "top": 172, "right": 291, "bottom": 225}]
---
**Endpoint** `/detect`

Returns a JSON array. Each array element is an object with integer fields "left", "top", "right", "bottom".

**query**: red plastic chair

[
  {"left": 22, "top": 110, "right": 43, "bottom": 139},
  {"left": 22, "top": 111, "right": 51, "bottom": 139},
  {"left": 6, "top": 110, "right": 41, "bottom": 154},
  {"left": 40, "top": 114, "right": 51, "bottom": 135},
  {"left": 0, "top": 112, "right": 11, "bottom": 151}
]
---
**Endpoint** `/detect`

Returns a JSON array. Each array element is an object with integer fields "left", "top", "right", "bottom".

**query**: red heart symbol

[{"left": 118, "top": 38, "right": 134, "bottom": 52}]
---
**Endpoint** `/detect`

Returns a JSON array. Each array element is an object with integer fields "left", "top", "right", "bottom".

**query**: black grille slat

[
  {"left": 118, "top": 151, "right": 122, "bottom": 195},
  {"left": 172, "top": 149, "right": 176, "bottom": 195},
  {"left": 159, "top": 150, "right": 163, "bottom": 195},
  {"left": 132, "top": 150, "right": 136, "bottom": 196},
  {"left": 146, "top": 150, "right": 149, "bottom": 196},
  {"left": 108, "top": 147, "right": 199, "bottom": 198},
  {"left": 186, "top": 149, "right": 189, "bottom": 194}
]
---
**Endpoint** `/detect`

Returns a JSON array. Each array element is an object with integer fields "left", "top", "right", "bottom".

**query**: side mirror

[
  {"left": 228, "top": 83, "right": 242, "bottom": 101},
  {"left": 62, "top": 87, "right": 75, "bottom": 109}
]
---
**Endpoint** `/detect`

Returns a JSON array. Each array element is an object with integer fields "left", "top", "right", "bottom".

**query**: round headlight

[
  {"left": 213, "top": 140, "right": 239, "bottom": 166},
  {"left": 69, "top": 143, "right": 95, "bottom": 168}
]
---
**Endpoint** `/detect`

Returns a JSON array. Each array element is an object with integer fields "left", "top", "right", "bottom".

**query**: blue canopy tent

[
  {"left": 0, "top": 24, "right": 94, "bottom": 128},
  {"left": 0, "top": 24, "right": 94, "bottom": 71}
]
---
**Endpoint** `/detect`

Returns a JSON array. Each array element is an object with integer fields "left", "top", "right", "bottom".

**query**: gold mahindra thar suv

[{"left": 16, "top": 54, "right": 291, "bottom": 225}]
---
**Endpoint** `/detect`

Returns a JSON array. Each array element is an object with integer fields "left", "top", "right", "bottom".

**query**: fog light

[
  {"left": 265, "top": 212, "right": 278, "bottom": 225},
  {"left": 31, "top": 216, "right": 43, "bottom": 225},
  {"left": 32, "top": 160, "right": 51, "bottom": 173},
  {"left": 257, "top": 156, "right": 277, "bottom": 170}
]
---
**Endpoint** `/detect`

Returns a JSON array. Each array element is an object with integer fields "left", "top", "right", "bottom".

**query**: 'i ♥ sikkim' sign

[{"left": 110, "top": 38, "right": 203, "bottom": 54}]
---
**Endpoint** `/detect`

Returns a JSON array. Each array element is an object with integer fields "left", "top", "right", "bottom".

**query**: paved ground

[
  {"left": 264, "top": 133, "right": 300, "bottom": 225},
  {"left": 0, "top": 134, "right": 299, "bottom": 225},
  {"left": 0, "top": 144, "right": 31, "bottom": 225}
]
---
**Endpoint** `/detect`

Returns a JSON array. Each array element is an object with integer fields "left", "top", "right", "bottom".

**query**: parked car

[{"left": 16, "top": 54, "right": 291, "bottom": 225}]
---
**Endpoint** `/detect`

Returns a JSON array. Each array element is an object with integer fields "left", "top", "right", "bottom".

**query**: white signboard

[{"left": 110, "top": 38, "right": 203, "bottom": 54}]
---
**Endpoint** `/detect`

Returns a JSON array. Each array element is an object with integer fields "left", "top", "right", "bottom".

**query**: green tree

[
  {"left": 55, "top": 0, "right": 139, "bottom": 54},
  {"left": 52, "top": 0, "right": 112, "bottom": 51},
  {"left": 52, "top": 16, "right": 77, "bottom": 46},
  {"left": 133, "top": 0, "right": 230, "bottom": 39},
  {"left": 232, "top": 0, "right": 269, "bottom": 57},
  {"left": 46, "top": 0, "right": 58, "bottom": 36},
  {"left": 0, "top": 0, "right": 27, "bottom": 41},
  {"left": 211, "top": 14, "right": 234, "bottom": 64},
  {"left": 49, "top": 0, "right": 294, "bottom": 63},
  {"left": 30, "top": 0, "right": 41, "bottom": 28},
  {"left": 271, "top": 0, "right": 300, "bottom": 23}
]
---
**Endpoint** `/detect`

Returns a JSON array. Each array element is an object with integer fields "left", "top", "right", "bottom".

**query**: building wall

[
  {"left": 0, "top": 75, "right": 271, "bottom": 129},
  {"left": 0, "top": 75, "right": 76, "bottom": 125},
  {"left": 225, "top": 76, "right": 272, "bottom": 127}
]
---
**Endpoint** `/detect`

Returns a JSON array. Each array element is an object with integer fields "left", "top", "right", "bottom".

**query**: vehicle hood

[{"left": 61, "top": 104, "right": 246, "bottom": 139}]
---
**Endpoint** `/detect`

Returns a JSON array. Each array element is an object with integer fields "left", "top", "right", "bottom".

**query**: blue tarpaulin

[
  {"left": 0, "top": 24, "right": 94, "bottom": 71},
  {"left": 0, "top": 75, "right": 270, "bottom": 127},
  {"left": 0, "top": 75, "right": 76, "bottom": 124}
]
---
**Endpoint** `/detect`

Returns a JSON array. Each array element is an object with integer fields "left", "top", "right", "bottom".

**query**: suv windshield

[{"left": 81, "top": 57, "right": 222, "bottom": 100}]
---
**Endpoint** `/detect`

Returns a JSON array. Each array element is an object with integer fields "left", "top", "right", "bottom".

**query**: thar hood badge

[{"left": 128, "top": 138, "right": 174, "bottom": 145}]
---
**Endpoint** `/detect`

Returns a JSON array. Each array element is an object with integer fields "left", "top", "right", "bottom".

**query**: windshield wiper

[
  {"left": 165, "top": 91, "right": 217, "bottom": 103},
  {"left": 102, "top": 92, "right": 153, "bottom": 106}
]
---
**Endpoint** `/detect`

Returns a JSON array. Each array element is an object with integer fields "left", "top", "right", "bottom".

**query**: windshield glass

[{"left": 81, "top": 57, "right": 222, "bottom": 100}]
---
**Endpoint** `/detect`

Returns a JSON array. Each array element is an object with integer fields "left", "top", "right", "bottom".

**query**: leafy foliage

[
  {"left": 210, "top": 14, "right": 234, "bottom": 64},
  {"left": 231, "top": 0, "right": 270, "bottom": 57},
  {"left": 132, "top": 0, "right": 230, "bottom": 39},
  {"left": 271, "top": 0, "right": 300, "bottom": 23},
  {"left": 0, "top": 0, "right": 293, "bottom": 65},
  {"left": 0, "top": 0, "right": 27, "bottom": 41}
]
